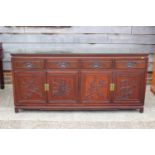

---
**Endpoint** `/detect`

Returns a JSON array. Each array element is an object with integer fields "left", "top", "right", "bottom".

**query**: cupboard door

[
  {"left": 81, "top": 70, "right": 112, "bottom": 104},
  {"left": 47, "top": 71, "right": 78, "bottom": 104},
  {"left": 14, "top": 71, "right": 46, "bottom": 104},
  {"left": 113, "top": 70, "right": 145, "bottom": 104}
]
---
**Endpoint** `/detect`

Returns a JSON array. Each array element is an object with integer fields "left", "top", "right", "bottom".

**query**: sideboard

[
  {"left": 151, "top": 52, "right": 155, "bottom": 94},
  {"left": 0, "top": 43, "right": 4, "bottom": 89},
  {"left": 11, "top": 53, "right": 148, "bottom": 113}
]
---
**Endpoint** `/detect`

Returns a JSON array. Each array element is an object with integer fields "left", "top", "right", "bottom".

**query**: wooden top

[{"left": 11, "top": 52, "right": 149, "bottom": 57}]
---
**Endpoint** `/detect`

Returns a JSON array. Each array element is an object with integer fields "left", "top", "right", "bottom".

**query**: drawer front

[
  {"left": 47, "top": 60, "right": 79, "bottom": 69},
  {"left": 115, "top": 60, "right": 145, "bottom": 69},
  {"left": 81, "top": 60, "right": 113, "bottom": 69},
  {"left": 13, "top": 60, "right": 44, "bottom": 69}
]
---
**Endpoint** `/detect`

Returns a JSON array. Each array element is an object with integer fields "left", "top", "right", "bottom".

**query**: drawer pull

[
  {"left": 24, "top": 62, "right": 33, "bottom": 68},
  {"left": 58, "top": 62, "right": 69, "bottom": 68},
  {"left": 126, "top": 62, "right": 136, "bottom": 68},
  {"left": 141, "top": 56, "right": 144, "bottom": 59},
  {"left": 92, "top": 61, "right": 101, "bottom": 68}
]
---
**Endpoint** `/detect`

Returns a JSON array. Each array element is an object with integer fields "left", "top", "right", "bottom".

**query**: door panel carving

[
  {"left": 11, "top": 53, "right": 148, "bottom": 113},
  {"left": 14, "top": 71, "right": 46, "bottom": 104},
  {"left": 47, "top": 71, "right": 78, "bottom": 103},
  {"left": 114, "top": 71, "right": 144, "bottom": 103},
  {"left": 81, "top": 71, "right": 112, "bottom": 104}
]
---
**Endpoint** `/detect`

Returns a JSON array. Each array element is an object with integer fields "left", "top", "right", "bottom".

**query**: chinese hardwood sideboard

[
  {"left": 11, "top": 53, "right": 148, "bottom": 113},
  {"left": 0, "top": 43, "right": 4, "bottom": 89}
]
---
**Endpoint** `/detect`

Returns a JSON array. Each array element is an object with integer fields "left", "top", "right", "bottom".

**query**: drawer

[
  {"left": 115, "top": 60, "right": 145, "bottom": 69},
  {"left": 81, "top": 60, "right": 113, "bottom": 69},
  {"left": 13, "top": 60, "right": 44, "bottom": 69},
  {"left": 47, "top": 60, "right": 79, "bottom": 69}
]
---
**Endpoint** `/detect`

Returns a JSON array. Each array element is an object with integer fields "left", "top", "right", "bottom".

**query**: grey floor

[{"left": 0, "top": 85, "right": 155, "bottom": 128}]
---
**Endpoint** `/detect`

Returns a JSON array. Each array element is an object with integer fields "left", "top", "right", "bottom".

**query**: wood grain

[
  {"left": 1, "top": 34, "right": 155, "bottom": 44},
  {"left": 0, "top": 26, "right": 131, "bottom": 34},
  {"left": 11, "top": 53, "right": 148, "bottom": 112},
  {"left": 132, "top": 26, "right": 155, "bottom": 34}
]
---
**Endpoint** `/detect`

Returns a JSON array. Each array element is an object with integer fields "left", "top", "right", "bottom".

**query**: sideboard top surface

[{"left": 11, "top": 52, "right": 149, "bottom": 57}]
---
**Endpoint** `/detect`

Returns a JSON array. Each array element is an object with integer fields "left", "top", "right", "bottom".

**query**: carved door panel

[
  {"left": 113, "top": 70, "right": 145, "bottom": 104},
  {"left": 81, "top": 71, "right": 112, "bottom": 104},
  {"left": 14, "top": 71, "right": 46, "bottom": 104},
  {"left": 47, "top": 71, "right": 78, "bottom": 104}
]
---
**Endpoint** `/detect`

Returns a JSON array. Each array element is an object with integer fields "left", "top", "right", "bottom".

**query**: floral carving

[
  {"left": 84, "top": 77, "right": 105, "bottom": 99},
  {"left": 117, "top": 79, "right": 137, "bottom": 99},
  {"left": 52, "top": 79, "right": 71, "bottom": 96},
  {"left": 21, "top": 79, "right": 43, "bottom": 99}
]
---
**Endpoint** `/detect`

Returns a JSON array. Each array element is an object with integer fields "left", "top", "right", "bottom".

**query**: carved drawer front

[
  {"left": 115, "top": 60, "right": 145, "bottom": 69},
  {"left": 81, "top": 60, "right": 112, "bottom": 69},
  {"left": 13, "top": 60, "right": 44, "bottom": 69},
  {"left": 47, "top": 60, "right": 79, "bottom": 69}
]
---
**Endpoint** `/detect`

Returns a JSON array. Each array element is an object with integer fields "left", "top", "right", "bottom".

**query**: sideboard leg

[
  {"left": 139, "top": 108, "right": 144, "bottom": 113},
  {"left": 0, "top": 84, "right": 4, "bottom": 89},
  {"left": 0, "top": 60, "right": 4, "bottom": 89},
  {"left": 15, "top": 108, "right": 19, "bottom": 113}
]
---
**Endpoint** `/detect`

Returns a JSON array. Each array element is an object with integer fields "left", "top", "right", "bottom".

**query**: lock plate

[
  {"left": 110, "top": 83, "right": 115, "bottom": 91},
  {"left": 44, "top": 83, "right": 49, "bottom": 91}
]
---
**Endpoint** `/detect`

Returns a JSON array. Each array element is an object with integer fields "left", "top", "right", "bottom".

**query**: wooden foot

[
  {"left": 0, "top": 85, "right": 4, "bottom": 89},
  {"left": 0, "top": 60, "right": 4, "bottom": 89},
  {"left": 150, "top": 87, "right": 155, "bottom": 95},
  {"left": 15, "top": 108, "right": 19, "bottom": 113},
  {"left": 139, "top": 108, "right": 144, "bottom": 113}
]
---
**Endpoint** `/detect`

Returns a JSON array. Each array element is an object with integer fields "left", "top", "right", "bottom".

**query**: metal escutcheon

[
  {"left": 58, "top": 62, "right": 69, "bottom": 68},
  {"left": 25, "top": 62, "right": 33, "bottom": 68}
]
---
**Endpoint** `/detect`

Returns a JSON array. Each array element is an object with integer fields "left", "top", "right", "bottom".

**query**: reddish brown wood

[
  {"left": 47, "top": 70, "right": 79, "bottom": 104},
  {"left": 13, "top": 59, "right": 44, "bottom": 69},
  {"left": 0, "top": 43, "right": 4, "bottom": 89},
  {"left": 115, "top": 60, "right": 146, "bottom": 69},
  {"left": 151, "top": 52, "right": 155, "bottom": 94},
  {"left": 13, "top": 71, "right": 47, "bottom": 104},
  {"left": 15, "top": 107, "right": 19, "bottom": 113},
  {"left": 81, "top": 60, "right": 112, "bottom": 69},
  {"left": 113, "top": 70, "right": 145, "bottom": 103},
  {"left": 81, "top": 70, "right": 112, "bottom": 104},
  {"left": 47, "top": 60, "right": 79, "bottom": 69},
  {"left": 11, "top": 53, "right": 148, "bottom": 113}
]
